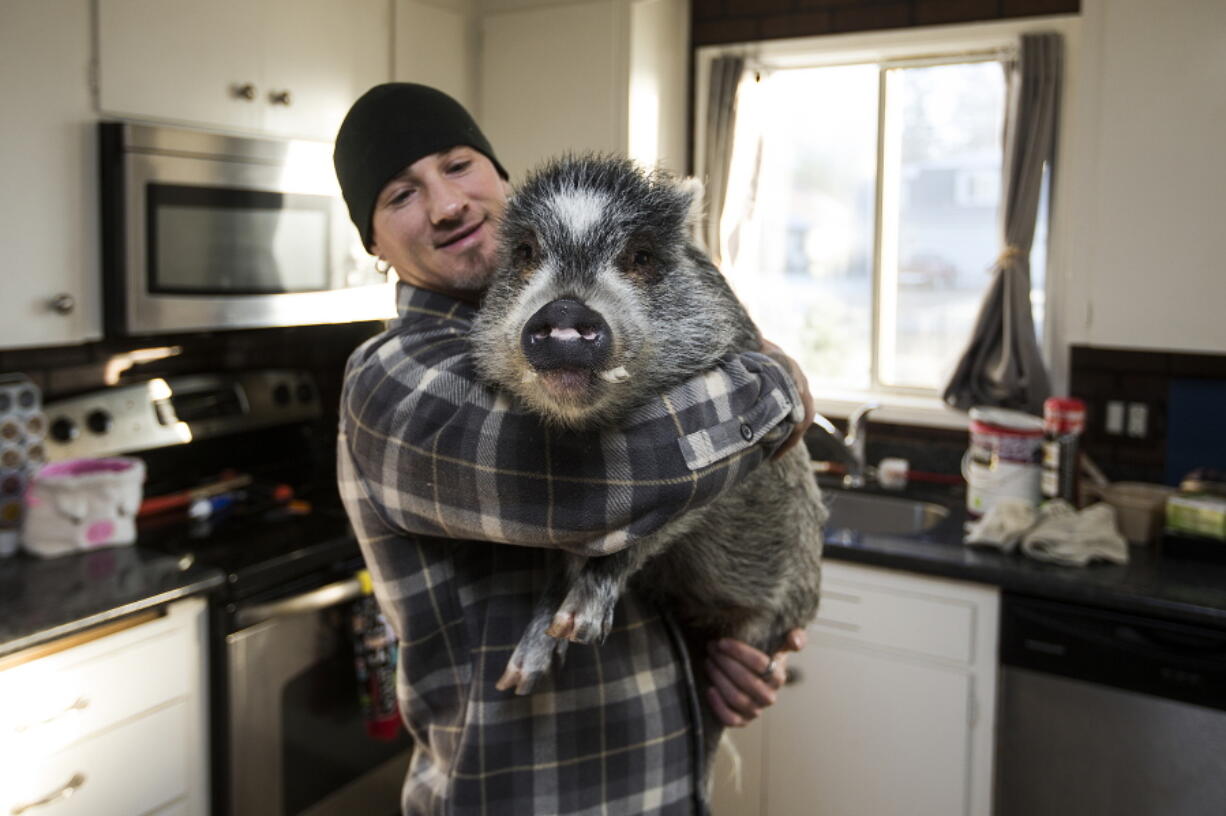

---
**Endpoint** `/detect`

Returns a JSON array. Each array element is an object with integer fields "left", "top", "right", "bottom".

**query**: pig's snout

[{"left": 521, "top": 298, "right": 611, "bottom": 371}]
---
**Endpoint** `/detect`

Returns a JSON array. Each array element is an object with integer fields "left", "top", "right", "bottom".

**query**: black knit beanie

[{"left": 333, "top": 83, "right": 508, "bottom": 250}]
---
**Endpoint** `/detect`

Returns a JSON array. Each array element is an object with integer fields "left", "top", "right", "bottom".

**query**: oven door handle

[{"left": 235, "top": 576, "right": 365, "bottom": 627}]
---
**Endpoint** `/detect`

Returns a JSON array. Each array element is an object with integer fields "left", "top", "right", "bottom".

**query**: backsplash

[
  {"left": 0, "top": 322, "right": 384, "bottom": 432},
  {"left": 1070, "top": 345, "right": 1226, "bottom": 485}
]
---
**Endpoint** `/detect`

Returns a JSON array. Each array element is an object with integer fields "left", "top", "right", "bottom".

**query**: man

[{"left": 334, "top": 82, "right": 811, "bottom": 815}]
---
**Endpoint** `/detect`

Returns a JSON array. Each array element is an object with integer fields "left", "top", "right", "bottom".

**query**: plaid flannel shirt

[{"left": 338, "top": 283, "right": 801, "bottom": 816}]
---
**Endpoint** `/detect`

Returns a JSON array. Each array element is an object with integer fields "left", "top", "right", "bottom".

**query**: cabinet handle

[
  {"left": 10, "top": 773, "right": 86, "bottom": 815},
  {"left": 49, "top": 293, "right": 75, "bottom": 315},
  {"left": 231, "top": 82, "right": 257, "bottom": 101},
  {"left": 14, "top": 697, "right": 90, "bottom": 733},
  {"left": 268, "top": 89, "right": 292, "bottom": 106}
]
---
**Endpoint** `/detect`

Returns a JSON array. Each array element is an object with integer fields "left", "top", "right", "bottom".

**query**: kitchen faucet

[
  {"left": 841, "top": 402, "right": 880, "bottom": 489},
  {"left": 808, "top": 402, "right": 880, "bottom": 489}
]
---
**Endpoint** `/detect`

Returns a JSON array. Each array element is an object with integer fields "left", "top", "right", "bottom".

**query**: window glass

[
  {"left": 723, "top": 65, "right": 879, "bottom": 390},
  {"left": 719, "top": 56, "right": 1036, "bottom": 398},
  {"left": 882, "top": 61, "right": 1006, "bottom": 388}
]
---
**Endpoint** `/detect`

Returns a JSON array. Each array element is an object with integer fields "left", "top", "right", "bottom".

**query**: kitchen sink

[{"left": 823, "top": 489, "right": 949, "bottom": 536}]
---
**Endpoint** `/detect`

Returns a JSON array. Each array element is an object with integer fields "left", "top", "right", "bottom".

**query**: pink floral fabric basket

[{"left": 23, "top": 457, "right": 145, "bottom": 558}]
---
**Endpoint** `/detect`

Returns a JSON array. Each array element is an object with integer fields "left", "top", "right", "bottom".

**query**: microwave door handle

[{"left": 235, "top": 576, "right": 365, "bottom": 627}]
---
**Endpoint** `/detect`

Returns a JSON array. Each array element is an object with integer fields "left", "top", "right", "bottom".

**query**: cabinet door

[
  {"left": 480, "top": 0, "right": 627, "bottom": 178},
  {"left": 97, "top": 0, "right": 266, "bottom": 132},
  {"left": 262, "top": 0, "right": 391, "bottom": 139},
  {"left": 394, "top": 0, "right": 475, "bottom": 114},
  {"left": 0, "top": 0, "right": 102, "bottom": 349},
  {"left": 765, "top": 640, "right": 974, "bottom": 816}
]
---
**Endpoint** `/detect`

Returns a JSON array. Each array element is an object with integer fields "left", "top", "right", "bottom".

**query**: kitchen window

[{"left": 705, "top": 33, "right": 1052, "bottom": 419}]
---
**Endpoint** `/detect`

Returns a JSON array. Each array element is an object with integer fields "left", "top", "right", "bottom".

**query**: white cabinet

[
  {"left": 0, "top": 598, "right": 210, "bottom": 816},
  {"left": 713, "top": 562, "right": 999, "bottom": 816},
  {"left": 478, "top": 0, "right": 689, "bottom": 178},
  {"left": 0, "top": 0, "right": 103, "bottom": 349},
  {"left": 394, "top": 0, "right": 477, "bottom": 114},
  {"left": 96, "top": 0, "right": 392, "bottom": 140}
]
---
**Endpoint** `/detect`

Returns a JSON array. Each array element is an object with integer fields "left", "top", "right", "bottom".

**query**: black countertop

[
  {"left": 0, "top": 546, "right": 225, "bottom": 659},
  {"left": 3, "top": 486, "right": 1225, "bottom": 660},
  {"left": 821, "top": 485, "right": 1226, "bottom": 630}
]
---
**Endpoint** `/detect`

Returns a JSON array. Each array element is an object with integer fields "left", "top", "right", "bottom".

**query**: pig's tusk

[{"left": 599, "top": 366, "right": 630, "bottom": 383}]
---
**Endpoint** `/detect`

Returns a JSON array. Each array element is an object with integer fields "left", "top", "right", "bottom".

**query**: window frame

[{"left": 694, "top": 16, "right": 1080, "bottom": 429}]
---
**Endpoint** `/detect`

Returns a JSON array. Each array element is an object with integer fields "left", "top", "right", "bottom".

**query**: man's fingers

[
  {"left": 706, "top": 659, "right": 763, "bottom": 722},
  {"left": 760, "top": 338, "right": 814, "bottom": 460},
  {"left": 713, "top": 637, "right": 771, "bottom": 674},
  {"left": 709, "top": 651, "right": 778, "bottom": 707},
  {"left": 782, "top": 627, "right": 807, "bottom": 653},
  {"left": 707, "top": 686, "right": 745, "bottom": 728}
]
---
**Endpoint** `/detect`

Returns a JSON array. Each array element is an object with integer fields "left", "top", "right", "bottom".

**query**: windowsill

[{"left": 810, "top": 388, "right": 970, "bottom": 430}]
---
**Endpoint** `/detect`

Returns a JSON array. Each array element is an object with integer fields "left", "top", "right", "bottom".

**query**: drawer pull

[
  {"left": 11, "top": 773, "right": 86, "bottom": 815},
  {"left": 14, "top": 698, "right": 90, "bottom": 733}
]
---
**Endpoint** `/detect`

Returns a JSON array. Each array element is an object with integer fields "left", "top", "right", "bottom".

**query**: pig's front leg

[
  {"left": 546, "top": 547, "right": 642, "bottom": 645},
  {"left": 497, "top": 556, "right": 574, "bottom": 695}
]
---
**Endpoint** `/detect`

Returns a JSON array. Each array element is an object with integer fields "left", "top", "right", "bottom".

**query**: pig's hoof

[
  {"left": 546, "top": 611, "right": 575, "bottom": 640},
  {"left": 549, "top": 604, "right": 614, "bottom": 645},
  {"left": 496, "top": 630, "right": 567, "bottom": 695}
]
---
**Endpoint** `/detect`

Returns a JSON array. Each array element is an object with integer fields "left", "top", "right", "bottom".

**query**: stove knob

[
  {"left": 50, "top": 417, "right": 78, "bottom": 442},
  {"left": 273, "top": 383, "right": 292, "bottom": 406},
  {"left": 86, "top": 409, "right": 113, "bottom": 435}
]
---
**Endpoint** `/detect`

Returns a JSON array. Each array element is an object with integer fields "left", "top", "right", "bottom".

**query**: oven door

[{"left": 226, "top": 577, "right": 411, "bottom": 816}]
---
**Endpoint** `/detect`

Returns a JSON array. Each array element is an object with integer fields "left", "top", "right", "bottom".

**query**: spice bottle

[{"left": 1041, "top": 397, "right": 1086, "bottom": 504}]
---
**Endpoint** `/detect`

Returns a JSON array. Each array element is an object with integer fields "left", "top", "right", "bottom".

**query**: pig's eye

[
  {"left": 511, "top": 236, "right": 540, "bottom": 279},
  {"left": 632, "top": 250, "right": 652, "bottom": 267}
]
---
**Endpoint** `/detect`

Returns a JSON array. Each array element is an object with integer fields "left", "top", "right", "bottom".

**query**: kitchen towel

[
  {"left": 966, "top": 499, "right": 1130, "bottom": 567},
  {"left": 965, "top": 498, "right": 1037, "bottom": 553},
  {"left": 1021, "top": 500, "right": 1129, "bottom": 567}
]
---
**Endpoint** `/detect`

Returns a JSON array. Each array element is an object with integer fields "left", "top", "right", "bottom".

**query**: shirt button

[{"left": 740, "top": 423, "right": 754, "bottom": 441}]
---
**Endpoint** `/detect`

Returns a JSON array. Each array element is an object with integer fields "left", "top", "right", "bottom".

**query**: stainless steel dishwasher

[{"left": 995, "top": 594, "right": 1226, "bottom": 816}]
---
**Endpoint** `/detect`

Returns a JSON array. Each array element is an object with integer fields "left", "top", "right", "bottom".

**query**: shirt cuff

[{"left": 677, "top": 381, "right": 797, "bottom": 471}]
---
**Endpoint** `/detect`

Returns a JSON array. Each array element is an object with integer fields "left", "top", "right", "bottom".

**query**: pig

[{"left": 469, "top": 154, "right": 826, "bottom": 763}]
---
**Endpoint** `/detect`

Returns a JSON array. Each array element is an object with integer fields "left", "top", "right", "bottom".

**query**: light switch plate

[{"left": 1126, "top": 402, "right": 1149, "bottom": 438}]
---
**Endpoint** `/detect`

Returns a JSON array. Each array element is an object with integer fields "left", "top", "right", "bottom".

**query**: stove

[{"left": 43, "top": 371, "right": 408, "bottom": 816}]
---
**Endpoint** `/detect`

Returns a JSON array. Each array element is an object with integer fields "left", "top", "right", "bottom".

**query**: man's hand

[
  {"left": 758, "top": 339, "right": 814, "bottom": 459},
  {"left": 705, "top": 628, "right": 807, "bottom": 727}
]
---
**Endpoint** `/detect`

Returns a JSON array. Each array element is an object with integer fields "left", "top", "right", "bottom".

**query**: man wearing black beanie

[{"left": 334, "top": 83, "right": 808, "bottom": 816}]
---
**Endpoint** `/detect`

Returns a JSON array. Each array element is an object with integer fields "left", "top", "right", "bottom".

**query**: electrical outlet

[
  {"left": 1106, "top": 401, "right": 1125, "bottom": 435},
  {"left": 1127, "top": 402, "right": 1149, "bottom": 438}
]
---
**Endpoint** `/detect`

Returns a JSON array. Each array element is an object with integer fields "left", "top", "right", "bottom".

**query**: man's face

[{"left": 369, "top": 147, "right": 511, "bottom": 300}]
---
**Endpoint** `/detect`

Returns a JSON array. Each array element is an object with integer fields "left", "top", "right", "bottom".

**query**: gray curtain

[
  {"left": 702, "top": 55, "right": 745, "bottom": 266},
  {"left": 942, "top": 33, "right": 1062, "bottom": 415}
]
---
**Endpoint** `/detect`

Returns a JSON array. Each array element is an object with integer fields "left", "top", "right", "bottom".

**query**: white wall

[
  {"left": 1061, "top": 0, "right": 1226, "bottom": 355},
  {"left": 394, "top": 0, "right": 478, "bottom": 112}
]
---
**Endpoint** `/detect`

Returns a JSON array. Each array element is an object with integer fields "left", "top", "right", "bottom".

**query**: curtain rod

[{"left": 744, "top": 45, "right": 1016, "bottom": 76}]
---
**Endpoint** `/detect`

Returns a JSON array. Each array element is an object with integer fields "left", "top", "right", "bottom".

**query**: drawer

[
  {"left": 1, "top": 701, "right": 188, "bottom": 816},
  {"left": 1, "top": 621, "right": 191, "bottom": 756},
  {"left": 812, "top": 574, "right": 978, "bottom": 664}
]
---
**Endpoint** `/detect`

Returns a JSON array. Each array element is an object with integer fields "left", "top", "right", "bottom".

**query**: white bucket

[{"left": 964, "top": 407, "right": 1044, "bottom": 518}]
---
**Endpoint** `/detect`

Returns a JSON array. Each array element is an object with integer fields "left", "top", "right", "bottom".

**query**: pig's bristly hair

[{"left": 504, "top": 153, "right": 693, "bottom": 247}]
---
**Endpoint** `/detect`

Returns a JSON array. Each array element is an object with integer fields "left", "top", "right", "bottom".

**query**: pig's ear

[{"left": 677, "top": 176, "right": 706, "bottom": 232}]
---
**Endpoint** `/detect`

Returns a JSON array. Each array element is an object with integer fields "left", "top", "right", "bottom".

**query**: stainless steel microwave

[{"left": 100, "top": 122, "right": 394, "bottom": 336}]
